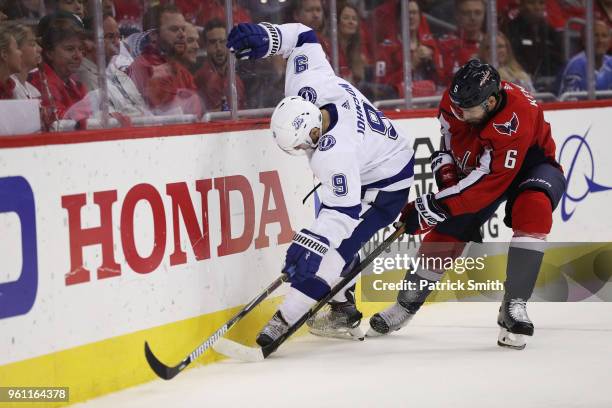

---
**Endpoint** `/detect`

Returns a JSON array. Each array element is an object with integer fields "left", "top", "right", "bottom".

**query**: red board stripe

[{"left": 1, "top": 100, "right": 610, "bottom": 149}]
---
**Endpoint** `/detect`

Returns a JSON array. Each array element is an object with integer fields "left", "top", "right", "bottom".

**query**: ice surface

[{"left": 76, "top": 302, "right": 612, "bottom": 408}]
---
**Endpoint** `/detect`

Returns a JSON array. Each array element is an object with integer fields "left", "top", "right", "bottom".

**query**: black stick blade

[{"left": 144, "top": 341, "right": 183, "bottom": 380}]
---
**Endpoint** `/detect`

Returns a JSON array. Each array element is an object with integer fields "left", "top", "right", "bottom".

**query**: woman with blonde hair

[
  {"left": 0, "top": 23, "right": 23, "bottom": 99},
  {"left": 4, "top": 22, "right": 42, "bottom": 99},
  {"left": 479, "top": 31, "right": 535, "bottom": 93}
]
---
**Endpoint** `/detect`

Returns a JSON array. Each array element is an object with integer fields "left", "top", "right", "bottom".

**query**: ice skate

[
  {"left": 256, "top": 311, "right": 289, "bottom": 347},
  {"left": 497, "top": 298, "right": 534, "bottom": 350},
  {"left": 367, "top": 272, "right": 434, "bottom": 337},
  {"left": 367, "top": 302, "right": 415, "bottom": 337},
  {"left": 307, "top": 300, "right": 364, "bottom": 340}
]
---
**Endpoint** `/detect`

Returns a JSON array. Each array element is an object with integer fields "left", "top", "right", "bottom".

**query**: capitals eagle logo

[{"left": 493, "top": 112, "right": 519, "bottom": 136}]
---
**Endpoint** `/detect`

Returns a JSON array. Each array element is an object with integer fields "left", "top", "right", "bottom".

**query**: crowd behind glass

[{"left": 0, "top": 0, "right": 610, "bottom": 133}]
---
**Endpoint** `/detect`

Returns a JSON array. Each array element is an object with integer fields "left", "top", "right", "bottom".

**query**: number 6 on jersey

[{"left": 505, "top": 149, "right": 518, "bottom": 169}]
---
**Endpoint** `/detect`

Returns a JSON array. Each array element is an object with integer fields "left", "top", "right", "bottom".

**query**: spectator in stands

[
  {"left": 292, "top": 0, "right": 329, "bottom": 50},
  {"left": 57, "top": 0, "right": 85, "bottom": 21},
  {"left": 292, "top": 0, "right": 324, "bottom": 30},
  {"left": 6, "top": 22, "right": 42, "bottom": 99},
  {"left": 128, "top": 4, "right": 201, "bottom": 116},
  {"left": 4, "top": 0, "right": 43, "bottom": 20},
  {"left": 479, "top": 32, "right": 535, "bottom": 93},
  {"left": 503, "top": 0, "right": 563, "bottom": 92},
  {"left": 79, "top": 14, "right": 150, "bottom": 118},
  {"left": 334, "top": 1, "right": 370, "bottom": 85},
  {"left": 596, "top": 0, "right": 612, "bottom": 32},
  {"left": 30, "top": 17, "right": 91, "bottom": 125},
  {"left": 195, "top": 18, "right": 245, "bottom": 111},
  {"left": 438, "top": 0, "right": 486, "bottom": 84},
  {"left": 113, "top": 29, "right": 149, "bottom": 70},
  {"left": 559, "top": 20, "right": 612, "bottom": 95},
  {"left": 179, "top": 23, "right": 200, "bottom": 73},
  {"left": 78, "top": 14, "right": 121, "bottom": 91},
  {"left": 0, "top": 24, "right": 22, "bottom": 99},
  {"left": 370, "top": 0, "right": 433, "bottom": 45},
  {"left": 373, "top": 0, "right": 443, "bottom": 98},
  {"left": 102, "top": 0, "right": 115, "bottom": 15}
]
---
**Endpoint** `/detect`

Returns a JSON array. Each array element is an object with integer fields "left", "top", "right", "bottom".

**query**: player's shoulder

[
  {"left": 310, "top": 132, "right": 357, "bottom": 176},
  {"left": 437, "top": 88, "right": 454, "bottom": 116},
  {"left": 482, "top": 83, "right": 538, "bottom": 140},
  {"left": 501, "top": 82, "right": 540, "bottom": 114},
  {"left": 311, "top": 115, "right": 357, "bottom": 159},
  {"left": 289, "top": 77, "right": 345, "bottom": 107}
]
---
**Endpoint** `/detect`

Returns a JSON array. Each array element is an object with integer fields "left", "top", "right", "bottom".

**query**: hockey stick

[
  {"left": 144, "top": 273, "right": 287, "bottom": 380},
  {"left": 213, "top": 224, "right": 406, "bottom": 362},
  {"left": 302, "top": 182, "right": 322, "bottom": 204}
]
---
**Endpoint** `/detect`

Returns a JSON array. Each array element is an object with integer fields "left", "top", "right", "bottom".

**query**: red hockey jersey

[{"left": 434, "top": 81, "right": 559, "bottom": 216}]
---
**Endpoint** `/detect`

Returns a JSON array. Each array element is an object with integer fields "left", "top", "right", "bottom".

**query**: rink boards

[{"left": 1, "top": 103, "right": 611, "bottom": 406}]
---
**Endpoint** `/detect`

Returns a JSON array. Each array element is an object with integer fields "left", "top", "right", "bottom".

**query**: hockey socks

[
  {"left": 368, "top": 269, "right": 442, "bottom": 336},
  {"left": 504, "top": 236, "right": 546, "bottom": 301},
  {"left": 397, "top": 268, "right": 442, "bottom": 313}
]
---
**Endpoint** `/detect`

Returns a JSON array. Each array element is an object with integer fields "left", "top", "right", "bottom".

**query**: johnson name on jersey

[{"left": 270, "top": 23, "right": 415, "bottom": 247}]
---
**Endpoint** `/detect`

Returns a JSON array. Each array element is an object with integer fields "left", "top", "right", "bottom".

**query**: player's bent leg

[
  {"left": 368, "top": 230, "right": 467, "bottom": 336},
  {"left": 306, "top": 252, "right": 364, "bottom": 340},
  {"left": 258, "top": 250, "right": 363, "bottom": 345},
  {"left": 498, "top": 189, "right": 553, "bottom": 350},
  {"left": 257, "top": 274, "right": 331, "bottom": 347},
  {"left": 307, "top": 188, "right": 411, "bottom": 340}
]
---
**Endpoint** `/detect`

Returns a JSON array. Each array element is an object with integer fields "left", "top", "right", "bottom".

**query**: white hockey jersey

[{"left": 272, "top": 23, "right": 415, "bottom": 247}]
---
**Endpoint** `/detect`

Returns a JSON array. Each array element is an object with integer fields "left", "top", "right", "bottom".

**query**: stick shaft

[{"left": 263, "top": 225, "right": 405, "bottom": 357}]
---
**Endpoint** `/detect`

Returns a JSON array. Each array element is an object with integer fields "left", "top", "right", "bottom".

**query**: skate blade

[
  {"left": 497, "top": 328, "right": 526, "bottom": 350},
  {"left": 308, "top": 325, "right": 365, "bottom": 341},
  {"left": 365, "top": 327, "right": 388, "bottom": 337}
]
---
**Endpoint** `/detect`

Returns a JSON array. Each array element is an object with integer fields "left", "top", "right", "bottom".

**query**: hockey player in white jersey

[{"left": 227, "top": 22, "right": 415, "bottom": 346}]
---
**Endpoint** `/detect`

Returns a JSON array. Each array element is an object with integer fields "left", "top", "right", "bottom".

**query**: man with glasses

[
  {"left": 78, "top": 14, "right": 150, "bottom": 118},
  {"left": 78, "top": 14, "right": 121, "bottom": 91}
]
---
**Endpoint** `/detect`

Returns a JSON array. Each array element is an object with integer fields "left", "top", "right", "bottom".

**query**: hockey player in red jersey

[{"left": 368, "top": 59, "right": 567, "bottom": 349}]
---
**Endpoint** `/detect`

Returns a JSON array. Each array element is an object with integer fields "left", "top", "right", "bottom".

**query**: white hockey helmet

[{"left": 270, "top": 96, "right": 322, "bottom": 156}]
